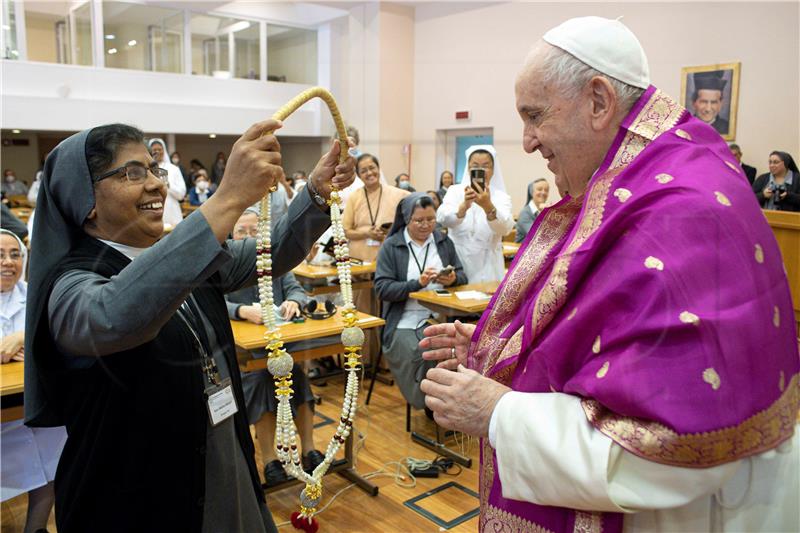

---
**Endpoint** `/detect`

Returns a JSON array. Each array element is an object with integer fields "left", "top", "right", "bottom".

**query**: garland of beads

[{"left": 258, "top": 179, "right": 364, "bottom": 533}]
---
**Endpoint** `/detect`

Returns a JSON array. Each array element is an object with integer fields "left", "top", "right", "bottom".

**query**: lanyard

[
  {"left": 364, "top": 185, "right": 383, "bottom": 226},
  {"left": 177, "top": 296, "right": 219, "bottom": 386},
  {"left": 408, "top": 242, "right": 430, "bottom": 274}
]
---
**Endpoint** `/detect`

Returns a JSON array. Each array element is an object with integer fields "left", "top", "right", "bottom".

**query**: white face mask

[
  {"left": 171, "top": 156, "right": 180, "bottom": 165},
  {"left": 5, "top": 174, "right": 16, "bottom": 182},
  {"left": 196, "top": 181, "right": 209, "bottom": 192}
]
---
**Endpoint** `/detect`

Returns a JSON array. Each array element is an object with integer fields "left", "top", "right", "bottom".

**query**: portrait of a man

[{"left": 680, "top": 63, "right": 740, "bottom": 141}]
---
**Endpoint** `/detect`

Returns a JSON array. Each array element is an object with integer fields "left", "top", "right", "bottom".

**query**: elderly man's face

[
  {"left": 233, "top": 212, "right": 258, "bottom": 240},
  {"left": 692, "top": 90, "right": 722, "bottom": 124},
  {"left": 515, "top": 48, "right": 599, "bottom": 198}
]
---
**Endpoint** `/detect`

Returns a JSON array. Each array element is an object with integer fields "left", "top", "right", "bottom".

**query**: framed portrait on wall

[{"left": 680, "top": 62, "right": 741, "bottom": 141}]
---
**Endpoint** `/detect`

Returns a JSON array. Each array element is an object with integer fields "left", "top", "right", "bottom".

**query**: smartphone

[
  {"left": 434, "top": 289, "right": 451, "bottom": 296},
  {"left": 380, "top": 221, "right": 393, "bottom": 231},
  {"left": 438, "top": 265, "right": 454, "bottom": 277},
  {"left": 470, "top": 168, "right": 486, "bottom": 192}
]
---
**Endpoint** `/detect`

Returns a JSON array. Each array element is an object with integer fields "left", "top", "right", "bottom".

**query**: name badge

[
  {"left": 366, "top": 239, "right": 381, "bottom": 247},
  {"left": 205, "top": 377, "right": 238, "bottom": 426}
]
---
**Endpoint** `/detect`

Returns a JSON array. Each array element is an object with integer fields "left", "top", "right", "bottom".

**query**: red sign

[{"left": 455, "top": 111, "right": 470, "bottom": 120}]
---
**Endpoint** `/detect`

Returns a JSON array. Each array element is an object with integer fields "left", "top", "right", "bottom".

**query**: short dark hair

[
  {"left": 468, "top": 149, "right": 494, "bottom": 165},
  {"left": 85, "top": 124, "right": 145, "bottom": 177},
  {"left": 346, "top": 125, "right": 360, "bottom": 146},
  {"left": 729, "top": 143, "right": 741, "bottom": 152},
  {"left": 357, "top": 153, "right": 379, "bottom": 169}
]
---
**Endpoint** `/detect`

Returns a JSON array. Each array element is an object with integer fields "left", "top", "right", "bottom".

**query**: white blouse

[{"left": 437, "top": 182, "right": 513, "bottom": 283}]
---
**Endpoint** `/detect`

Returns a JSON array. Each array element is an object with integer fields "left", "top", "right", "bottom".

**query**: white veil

[{"left": 458, "top": 144, "right": 507, "bottom": 193}]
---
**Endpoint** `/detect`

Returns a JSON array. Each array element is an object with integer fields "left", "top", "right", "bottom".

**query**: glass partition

[
  {"left": 20, "top": 1, "right": 93, "bottom": 65},
  {"left": 191, "top": 14, "right": 259, "bottom": 79},
  {"left": 2, "top": 0, "right": 19, "bottom": 59},
  {"left": 102, "top": 1, "right": 182, "bottom": 73},
  {"left": 267, "top": 25, "right": 317, "bottom": 84}
]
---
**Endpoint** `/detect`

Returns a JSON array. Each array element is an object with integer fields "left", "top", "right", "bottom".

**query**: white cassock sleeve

[
  {"left": 488, "top": 391, "right": 741, "bottom": 513},
  {"left": 437, "top": 186, "right": 466, "bottom": 228}
]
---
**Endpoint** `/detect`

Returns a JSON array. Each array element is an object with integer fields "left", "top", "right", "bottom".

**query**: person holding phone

[
  {"left": 375, "top": 193, "right": 467, "bottom": 409},
  {"left": 437, "top": 145, "right": 514, "bottom": 283}
]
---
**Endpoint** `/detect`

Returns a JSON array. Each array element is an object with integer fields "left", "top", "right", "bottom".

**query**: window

[
  {"left": 102, "top": 1, "right": 183, "bottom": 73},
  {"left": 267, "top": 25, "right": 316, "bottom": 84},
  {"left": 22, "top": 1, "right": 92, "bottom": 65},
  {"left": 2, "top": 0, "right": 19, "bottom": 60},
  {"left": 191, "top": 14, "right": 258, "bottom": 79}
]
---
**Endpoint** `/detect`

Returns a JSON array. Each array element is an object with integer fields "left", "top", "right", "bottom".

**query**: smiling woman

[{"left": 22, "top": 121, "right": 357, "bottom": 532}]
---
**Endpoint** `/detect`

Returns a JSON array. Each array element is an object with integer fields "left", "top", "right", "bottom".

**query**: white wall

[
  {"left": 1, "top": 60, "right": 325, "bottom": 136},
  {"left": 0, "top": 133, "right": 41, "bottom": 186},
  {"left": 412, "top": 2, "right": 800, "bottom": 210}
]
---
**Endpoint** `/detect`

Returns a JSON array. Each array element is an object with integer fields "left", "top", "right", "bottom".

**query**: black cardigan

[
  {"left": 44, "top": 238, "right": 262, "bottom": 532},
  {"left": 752, "top": 171, "right": 800, "bottom": 212},
  {"left": 374, "top": 230, "right": 468, "bottom": 345}
]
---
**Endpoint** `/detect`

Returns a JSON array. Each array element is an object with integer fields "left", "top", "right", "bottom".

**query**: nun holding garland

[{"left": 23, "top": 121, "right": 356, "bottom": 533}]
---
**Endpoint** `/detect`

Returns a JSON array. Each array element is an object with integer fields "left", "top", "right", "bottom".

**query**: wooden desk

[
  {"left": 231, "top": 311, "right": 384, "bottom": 351},
  {"left": 765, "top": 210, "right": 800, "bottom": 323},
  {"left": 9, "top": 207, "right": 31, "bottom": 223},
  {"left": 503, "top": 242, "right": 520, "bottom": 259},
  {"left": 410, "top": 281, "right": 500, "bottom": 317},
  {"left": 292, "top": 261, "right": 376, "bottom": 280},
  {"left": 1, "top": 361, "right": 25, "bottom": 422},
  {"left": 293, "top": 261, "right": 377, "bottom": 296},
  {"left": 181, "top": 202, "right": 199, "bottom": 217},
  {"left": 6, "top": 195, "right": 31, "bottom": 208}
]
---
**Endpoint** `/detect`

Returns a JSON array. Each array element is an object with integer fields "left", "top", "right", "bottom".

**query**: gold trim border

[{"left": 581, "top": 373, "right": 799, "bottom": 468}]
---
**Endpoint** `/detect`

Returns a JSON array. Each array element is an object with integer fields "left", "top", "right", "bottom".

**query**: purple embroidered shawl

[{"left": 470, "top": 86, "right": 800, "bottom": 533}]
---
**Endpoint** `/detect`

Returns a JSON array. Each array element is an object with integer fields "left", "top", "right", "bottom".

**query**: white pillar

[{"left": 259, "top": 20, "right": 266, "bottom": 81}]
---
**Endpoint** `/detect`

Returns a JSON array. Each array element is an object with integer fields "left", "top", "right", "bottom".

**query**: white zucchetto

[{"left": 543, "top": 16, "right": 650, "bottom": 90}]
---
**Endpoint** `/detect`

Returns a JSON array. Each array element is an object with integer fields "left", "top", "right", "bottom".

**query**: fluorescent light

[
  {"left": 219, "top": 20, "right": 251, "bottom": 35},
  {"left": 128, "top": 39, "right": 137, "bottom": 46},
  {"left": 12, "top": 129, "right": 21, "bottom": 134},
  {"left": 208, "top": 134, "right": 217, "bottom": 139},
  {"left": 10, "top": 50, "right": 18, "bottom": 57},
  {"left": 105, "top": 34, "right": 115, "bottom": 40},
  {"left": 108, "top": 48, "right": 117, "bottom": 54}
]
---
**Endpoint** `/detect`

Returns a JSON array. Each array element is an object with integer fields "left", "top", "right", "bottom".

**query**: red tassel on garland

[{"left": 290, "top": 512, "right": 320, "bottom": 533}]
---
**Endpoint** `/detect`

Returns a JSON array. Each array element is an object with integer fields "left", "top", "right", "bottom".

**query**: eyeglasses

[
  {"left": 93, "top": 162, "right": 168, "bottom": 184},
  {"left": 233, "top": 225, "right": 259, "bottom": 238},
  {"left": 358, "top": 165, "right": 379, "bottom": 175},
  {"left": 410, "top": 216, "right": 436, "bottom": 226},
  {"left": 0, "top": 250, "right": 22, "bottom": 261}
]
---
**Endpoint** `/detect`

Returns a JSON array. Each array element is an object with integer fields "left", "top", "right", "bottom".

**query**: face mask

[
  {"left": 398, "top": 181, "right": 411, "bottom": 191},
  {"left": 295, "top": 178, "right": 307, "bottom": 186},
  {"left": 5, "top": 175, "right": 15, "bottom": 182},
  {"left": 197, "top": 181, "right": 209, "bottom": 192},
  {"left": 171, "top": 156, "right": 180, "bottom": 164}
]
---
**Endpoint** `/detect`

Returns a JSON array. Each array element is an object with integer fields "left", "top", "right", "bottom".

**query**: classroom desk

[
  {"left": 292, "top": 261, "right": 377, "bottom": 296},
  {"left": 409, "top": 281, "right": 500, "bottom": 317},
  {"left": 1, "top": 361, "right": 25, "bottom": 422},
  {"left": 9, "top": 207, "right": 31, "bottom": 223},
  {"left": 231, "top": 311, "right": 384, "bottom": 353},
  {"left": 232, "top": 311, "right": 383, "bottom": 497},
  {"left": 6, "top": 195, "right": 31, "bottom": 208},
  {"left": 180, "top": 202, "right": 199, "bottom": 217},
  {"left": 503, "top": 242, "right": 520, "bottom": 258}
]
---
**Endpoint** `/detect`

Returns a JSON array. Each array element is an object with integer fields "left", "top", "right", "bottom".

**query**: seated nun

[
  {"left": 374, "top": 193, "right": 467, "bottom": 409},
  {"left": 0, "top": 229, "right": 67, "bottom": 531}
]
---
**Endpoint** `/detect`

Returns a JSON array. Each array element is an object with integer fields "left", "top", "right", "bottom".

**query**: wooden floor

[{"left": 1, "top": 370, "right": 481, "bottom": 532}]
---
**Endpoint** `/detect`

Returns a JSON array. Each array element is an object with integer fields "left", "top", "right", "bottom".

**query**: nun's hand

[
  {"left": 218, "top": 119, "right": 285, "bottom": 209},
  {"left": 310, "top": 139, "right": 357, "bottom": 200}
]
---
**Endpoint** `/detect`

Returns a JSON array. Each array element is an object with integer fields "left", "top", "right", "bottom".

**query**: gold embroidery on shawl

[
  {"left": 725, "top": 160, "right": 741, "bottom": 174},
  {"left": 609, "top": 90, "right": 685, "bottom": 170},
  {"left": 574, "top": 511, "right": 603, "bottom": 533},
  {"left": 567, "top": 307, "right": 578, "bottom": 320},
  {"left": 530, "top": 171, "right": 617, "bottom": 338},
  {"left": 644, "top": 256, "right": 664, "bottom": 270},
  {"left": 613, "top": 188, "right": 632, "bottom": 203},
  {"left": 773, "top": 306, "right": 781, "bottom": 328},
  {"left": 703, "top": 368, "right": 721, "bottom": 390},
  {"left": 581, "top": 373, "right": 800, "bottom": 467},
  {"left": 596, "top": 361, "right": 610, "bottom": 379},
  {"left": 714, "top": 191, "right": 732, "bottom": 206},
  {"left": 483, "top": 504, "right": 556, "bottom": 533},
  {"left": 592, "top": 336, "right": 601, "bottom": 354},
  {"left": 477, "top": 201, "right": 581, "bottom": 375},
  {"left": 779, "top": 371, "right": 786, "bottom": 392},
  {"left": 480, "top": 439, "right": 495, "bottom": 528},
  {"left": 675, "top": 129, "right": 692, "bottom": 140},
  {"left": 655, "top": 173, "right": 674, "bottom": 184},
  {"left": 754, "top": 244, "right": 764, "bottom": 264},
  {"left": 679, "top": 311, "right": 700, "bottom": 325}
]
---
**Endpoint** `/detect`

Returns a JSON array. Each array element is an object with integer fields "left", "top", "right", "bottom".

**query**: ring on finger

[{"left": 450, "top": 347, "right": 456, "bottom": 359}]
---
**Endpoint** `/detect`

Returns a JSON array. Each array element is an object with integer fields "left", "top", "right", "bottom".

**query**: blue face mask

[{"left": 398, "top": 181, "right": 412, "bottom": 191}]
